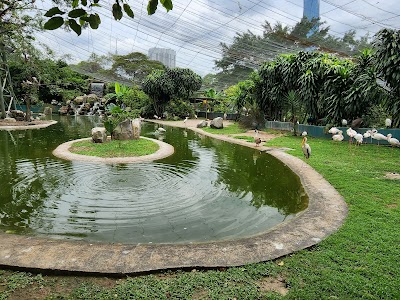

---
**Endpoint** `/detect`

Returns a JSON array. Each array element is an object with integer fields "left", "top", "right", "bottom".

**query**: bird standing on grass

[
  {"left": 371, "top": 129, "right": 387, "bottom": 145},
  {"left": 301, "top": 136, "right": 311, "bottom": 159},
  {"left": 387, "top": 134, "right": 400, "bottom": 147}
]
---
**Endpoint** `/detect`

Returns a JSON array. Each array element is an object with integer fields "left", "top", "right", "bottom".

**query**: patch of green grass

[
  {"left": 233, "top": 135, "right": 255, "bottom": 142},
  {"left": 202, "top": 123, "right": 247, "bottom": 135},
  {"left": 69, "top": 138, "right": 159, "bottom": 157},
  {"left": 1, "top": 135, "right": 399, "bottom": 299}
]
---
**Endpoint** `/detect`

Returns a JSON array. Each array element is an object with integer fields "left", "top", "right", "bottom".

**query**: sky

[{"left": 33, "top": 0, "right": 400, "bottom": 77}]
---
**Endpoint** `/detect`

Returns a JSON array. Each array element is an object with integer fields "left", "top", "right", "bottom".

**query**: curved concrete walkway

[
  {"left": 52, "top": 136, "right": 174, "bottom": 164},
  {"left": 0, "top": 120, "right": 348, "bottom": 274}
]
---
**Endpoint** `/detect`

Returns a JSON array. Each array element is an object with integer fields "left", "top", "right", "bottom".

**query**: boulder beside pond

[
  {"left": 197, "top": 120, "right": 208, "bottom": 128},
  {"left": 210, "top": 117, "right": 223, "bottom": 129},
  {"left": 112, "top": 119, "right": 135, "bottom": 140},
  {"left": 91, "top": 127, "right": 107, "bottom": 143}
]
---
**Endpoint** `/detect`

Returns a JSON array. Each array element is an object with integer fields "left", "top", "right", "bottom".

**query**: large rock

[
  {"left": 132, "top": 118, "right": 141, "bottom": 140},
  {"left": 197, "top": 120, "right": 208, "bottom": 128},
  {"left": 112, "top": 119, "right": 134, "bottom": 140},
  {"left": 43, "top": 107, "right": 52, "bottom": 115},
  {"left": 86, "top": 94, "right": 98, "bottom": 104},
  {"left": 91, "top": 127, "right": 107, "bottom": 143},
  {"left": 4, "top": 117, "right": 16, "bottom": 123},
  {"left": 58, "top": 106, "right": 69, "bottom": 115},
  {"left": 9, "top": 110, "right": 26, "bottom": 121},
  {"left": 74, "top": 96, "right": 86, "bottom": 105},
  {"left": 210, "top": 117, "right": 223, "bottom": 129}
]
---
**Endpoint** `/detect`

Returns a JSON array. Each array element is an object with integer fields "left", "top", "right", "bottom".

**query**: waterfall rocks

[{"left": 197, "top": 120, "right": 208, "bottom": 128}]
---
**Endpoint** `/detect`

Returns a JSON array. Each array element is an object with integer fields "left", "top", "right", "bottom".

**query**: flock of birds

[{"left": 300, "top": 118, "right": 399, "bottom": 160}]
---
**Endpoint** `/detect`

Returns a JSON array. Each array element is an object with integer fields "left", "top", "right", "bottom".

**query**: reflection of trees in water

[
  {"left": 200, "top": 136, "right": 308, "bottom": 215},
  {"left": 0, "top": 127, "right": 72, "bottom": 234}
]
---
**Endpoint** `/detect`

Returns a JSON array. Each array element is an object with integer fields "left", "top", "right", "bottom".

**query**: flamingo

[
  {"left": 301, "top": 136, "right": 311, "bottom": 159},
  {"left": 371, "top": 129, "right": 387, "bottom": 145},
  {"left": 385, "top": 118, "right": 392, "bottom": 128},
  {"left": 342, "top": 119, "right": 348, "bottom": 126},
  {"left": 354, "top": 133, "right": 363, "bottom": 145},
  {"left": 363, "top": 130, "right": 372, "bottom": 144},
  {"left": 346, "top": 128, "right": 357, "bottom": 143},
  {"left": 387, "top": 134, "right": 400, "bottom": 147},
  {"left": 328, "top": 127, "right": 340, "bottom": 134},
  {"left": 332, "top": 130, "right": 344, "bottom": 142}
]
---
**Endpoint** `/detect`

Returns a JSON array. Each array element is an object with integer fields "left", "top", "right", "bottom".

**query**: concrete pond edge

[{"left": 0, "top": 121, "right": 348, "bottom": 274}]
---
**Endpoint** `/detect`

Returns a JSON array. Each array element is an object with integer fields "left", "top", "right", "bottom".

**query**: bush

[{"left": 164, "top": 99, "right": 194, "bottom": 119}]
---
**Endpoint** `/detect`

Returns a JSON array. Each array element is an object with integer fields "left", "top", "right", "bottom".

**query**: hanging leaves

[
  {"left": 44, "top": 7, "right": 65, "bottom": 17},
  {"left": 68, "top": 19, "right": 82, "bottom": 36},
  {"left": 43, "top": 0, "right": 174, "bottom": 35},
  {"left": 123, "top": 4, "right": 134, "bottom": 18},
  {"left": 43, "top": 17, "right": 64, "bottom": 30},
  {"left": 112, "top": 2, "right": 123, "bottom": 20}
]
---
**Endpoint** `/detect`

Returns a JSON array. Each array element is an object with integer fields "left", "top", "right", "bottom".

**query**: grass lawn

[
  {"left": 0, "top": 135, "right": 399, "bottom": 299},
  {"left": 202, "top": 122, "right": 248, "bottom": 135},
  {"left": 69, "top": 138, "right": 159, "bottom": 157}
]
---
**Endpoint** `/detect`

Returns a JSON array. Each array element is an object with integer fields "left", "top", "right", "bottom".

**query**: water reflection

[{"left": 0, "top": 116, "right": 308, "bottom": 243}]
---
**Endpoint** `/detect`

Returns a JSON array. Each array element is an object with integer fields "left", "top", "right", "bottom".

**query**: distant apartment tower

[
  {"left": 148, "top": 48, "right": 176, "bottom": 68},
  {"left": 303, "top": 0, "right": 320, "bottom": 36}
]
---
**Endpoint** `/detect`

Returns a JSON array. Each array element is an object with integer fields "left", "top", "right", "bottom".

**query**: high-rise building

[
  {"left": 148, "top": 48, "right": 176, "bottom": 68},
  {"left": 303, "top": 0, "right": 320, "bottom": 36}
]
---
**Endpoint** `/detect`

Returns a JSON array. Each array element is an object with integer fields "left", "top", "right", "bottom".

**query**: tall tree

[
  {"left": 373, "top": 28, "right": 400, "bottom": 127},
  {"left": 0, "top": 0, "right": 38, "bottom": 118}
]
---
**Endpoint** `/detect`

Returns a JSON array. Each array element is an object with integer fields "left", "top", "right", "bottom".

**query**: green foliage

[
  {"left": 164, "top": 98, "right": 194, "bottom": 119},
  {"left": 256, "top": 51, "right": 387, "bottom": 126},
  {"left": 103, "top": 103, "right": 140, "bottom": 135},
  {"left": 44, "top": 0, "right": 173, "bottom": 35},
  {"left": 373, "top": 29, "right": 400, "bottom": 127},
  {"left": 142, "top": 67, "right": 202, "bottom": 116}
]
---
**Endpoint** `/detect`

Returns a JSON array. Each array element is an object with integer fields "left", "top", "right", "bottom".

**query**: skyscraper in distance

[
  {"left": 303, "top": 0, "right": 320, "bottom": 36},
  {"left": 148, "top": 48, "right": 176, "bottom": 68}
]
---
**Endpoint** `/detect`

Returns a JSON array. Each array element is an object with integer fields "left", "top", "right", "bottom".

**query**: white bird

[
  {"left": 328, "top": 127, "right": 340, "bottom": 134},
  {"left": 183, "top": 117, "right": 189, "bottom": 126},
  {"left": 157, "top": 127, "right": 166, "bottom": 133},
  {"left": 301, "top": 136, "right": 311, "bottom": 159},
  {"left": 363, "top": 130, "right": 372, "bottom": 144},
  {"left": 332, "top": 130, "right": 344, "bottom": 142},
  {"left": 194, "top": 114, "right": 198, "bottom": 119},
  {"left": 371, "top": 129, "right": 387, "bottom": 145},
  {"left": 341, "top": 119, "right": 348, "bottom": 126},
  {"left": 386, "top": 134, "right": 400, "bottom": 147},
  {"left": 385, "top": 118, "right": 392, "bottom": 128},
  {"left": 354, "top": 133, "right": 363, "bottom": 145},
  {"left": 154, "top": 114, "right": 161, "bottom": 120},
  {"left": 346, "top": 128, "right": 357, "bottom": 143},
  {"left": 301, "top": 131, "right": 307, "bottom": 137}
]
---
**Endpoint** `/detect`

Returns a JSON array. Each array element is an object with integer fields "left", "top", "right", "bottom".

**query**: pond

[{"left": 0, "top": 116, "right": 308, "bottom": 244}]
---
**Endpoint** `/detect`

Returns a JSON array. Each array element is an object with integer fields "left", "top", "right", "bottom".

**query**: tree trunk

[
  {"left": 25, "top": 98, "right": 31, "bottom": 121},
  {"left": 0, "top": 75, "right": 5, "bottom": 119}
]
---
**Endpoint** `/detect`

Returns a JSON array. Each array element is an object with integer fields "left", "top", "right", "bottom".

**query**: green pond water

[{"left": 0, "top": 116, "right": 308, "bottom": 244}]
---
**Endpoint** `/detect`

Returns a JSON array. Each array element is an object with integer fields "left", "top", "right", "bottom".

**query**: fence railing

[{"left": 265, "top": 121, "right": 400, "bottom": 145}]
